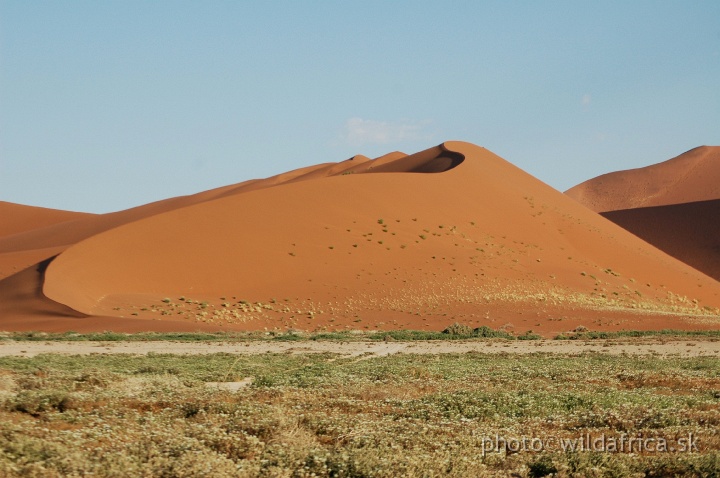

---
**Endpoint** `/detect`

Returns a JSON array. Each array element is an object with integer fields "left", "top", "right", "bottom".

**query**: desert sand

[
  {"left": 2, "top": 142, "right": 720, "bottom": 336},
  {"left": 602, "top": 200, "right": 720, "bottom": 282},
  {"left": 567, "top": 146, "right": 720, "bottom": 282},
  {"left": 565, "top": 146, "right": 720, "bottom": 212},
  {"left": 1, "top": 338, "right": 718, "bottom": 358}
]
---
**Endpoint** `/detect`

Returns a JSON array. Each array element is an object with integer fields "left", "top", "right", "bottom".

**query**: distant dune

[
  {"left": 567, "top": 146, "right": 720, "bottom": 282},
  {"left": 566, "top": 146, "right": 720, "bottom": 212},
  {"left": 2, "top": 142, "right": 719, "bottom": 335},
  {"left": 601, "top": 200, "right": 720, "bottom": 282},
  {"left": 0, "top": 202, "right": 93, "bottom": 238}
]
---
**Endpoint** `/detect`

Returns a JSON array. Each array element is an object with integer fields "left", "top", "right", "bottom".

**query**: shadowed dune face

[
  {"left": 0, "top": 203, "right": 95, "bottom": 280},
  {"left": 0, "top": 257, "right": 86, "bottom": 321},
  {"left": 32, "top": 141, "right": 720, "bottom": 335},
  {"left": 363, "top": 148, "right": 464, "bottom": 174},
  {"left": 602, "top": 199, "right": 720, "bottom": 282},
  {"left": 567, "top": 146, "right": 720, "bottom": 285}
]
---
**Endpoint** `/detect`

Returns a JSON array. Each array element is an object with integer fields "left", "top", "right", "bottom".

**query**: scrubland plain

[{"left": 0, "top": 340, "right": 719, "bottom": 477}]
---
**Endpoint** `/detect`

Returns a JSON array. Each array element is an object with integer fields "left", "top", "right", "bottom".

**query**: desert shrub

[
  {"left": 442, "top": 322, "right": 473, "bottom": 336},
  {"left": 473, "top": 325, "right": 514, "bottom": 339},
  {"left": 517, "top": 330, "right": 542, "bottom": 340},
  {"left": 73, "top": 369, "right": 115, "bottom": 389},
  {"left": 9, "top": 390, "right": 76, "bottom": 416},
  {"left": 372, "top": 330, "right": 448, "bottom": 341},
  {"left": 527, "top": 455, "right": 558, "bottom": 477}
]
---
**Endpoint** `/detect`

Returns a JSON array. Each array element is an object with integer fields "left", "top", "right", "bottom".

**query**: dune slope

[
  {"left": 32, "top": 142, "right": 720, "bottom": 335},
  {"left": 0, "top": 150, "right": 410, "bottom": 329},
  {"left": 0, "top": 152, "right": 393, "bottom": 282},
  {"left": 566, "top": 146, "right": 720, "bottom": 212},
  {"left": 602, "top": 200, "right": 720, "bottom": 282},
  {"left": 0, "top": 202, "right": 93, "bottom": 238},
  {"left": 567, "top": 146, "right": 720, "bottom": 283}
]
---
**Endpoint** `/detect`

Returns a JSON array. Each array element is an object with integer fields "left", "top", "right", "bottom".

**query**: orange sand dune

[
  {"left": 0, "top": 247, "right": 67, "bottom": 280},
  {"left": 6, "top": 141, "right": 713, "bottom": 336},
  {"left": 0, "top": 260, "right": 223, "bottom": 333},
  {"left": 567, "top": 146, "right": 720, "bottom": 285},
  {"left": 0, "top": 201, "right": 93, "bottom": 238},
  {"left": 0, "top": 203, "right": 94, "bottom": 280},
  {"left": 602, "top": 199, "right": 720, "bottom": 282},
  {"left": 0, "top": 151, "right": 413, "bottom": 329},
  {"left": 0, "top": 258, "right": 86, "bottom": 328},
  {"left": 0, "top": 155, "right": 382, "bottom": 281},
  {"left": 566, "top": 146, "right": 720, "bottom": 212}
]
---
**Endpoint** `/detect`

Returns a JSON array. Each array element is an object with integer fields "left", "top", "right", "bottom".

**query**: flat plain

[{"left": 0, "top": 335, "right": 718, "bottom": 477}]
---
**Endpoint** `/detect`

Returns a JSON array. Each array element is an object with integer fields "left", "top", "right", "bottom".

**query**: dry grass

[{"left": 0, "top": 352, "right": 718, "bottom": 476}]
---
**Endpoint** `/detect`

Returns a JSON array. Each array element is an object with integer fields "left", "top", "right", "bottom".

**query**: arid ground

[
  {"left": 2, "top": 336, "right": 720, "bottom": 358},
  {"left": 0, "top": 335, "right": 718, "bottom": 477}
]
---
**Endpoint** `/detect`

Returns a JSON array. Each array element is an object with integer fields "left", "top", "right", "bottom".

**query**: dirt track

[{"left": 0, "top": 338, "right": 718, "bottom": 358}]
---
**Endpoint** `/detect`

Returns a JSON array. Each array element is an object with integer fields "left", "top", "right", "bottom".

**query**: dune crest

[
  {"left": 566, "top": 146, "right": 720, "bottom": 212},
  {"left": 0, "top": 202, "right": 93, "bottom": 238},
  {"left": 10, "top": 141, "right": 712, "bottom": 336}
]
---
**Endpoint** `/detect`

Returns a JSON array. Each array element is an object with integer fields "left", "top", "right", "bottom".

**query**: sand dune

[
  {"left": 566, "top": 146, "right": 720, "bottom": 212},
  {"left": 0, "top": 203, "right": 94, "bottom": 280},
  {"left": 0, "top": 155, "right": 372, "bottom": 280},
  {"left": 0, "top": 149, "right": 419, "bottom": 329},
  {"left": 2, "top": 142, "right": 720, "bottom": 335},
  {"left": 0, "top": 202, "right": 93, "bottom": 238},
  {"left": 0, "top": 141, "right": 710, "bottom": 336},
  {"left": 566, "top": 146, "right": 720, "bottom": 283},
  {"left": 0, "top": 260, "right": 222, "bottom": 333},
  {"left": 602, "top": 199, "right": 720, "bottom": 282}
]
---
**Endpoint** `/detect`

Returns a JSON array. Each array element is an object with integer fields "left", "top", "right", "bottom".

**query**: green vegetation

[
  {"left": 2, "top": 328, "right": 720, "bottom": 343},
  {"left": 0, "top": 352, "right": 718, "bottom": 476},
  {"left": 517, "top": 330, "right": 543, "bottom": 340},
  {"left": 555, "top": 329, "right": 720, "bottom": 340},
  {"left": 442, "top": 322, "right": 473, "bottom": 335}
]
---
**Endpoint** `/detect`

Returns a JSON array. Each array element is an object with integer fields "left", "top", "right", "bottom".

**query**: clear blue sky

[{"left": 2, "top": 1, "right": 719, "bottom": 213}]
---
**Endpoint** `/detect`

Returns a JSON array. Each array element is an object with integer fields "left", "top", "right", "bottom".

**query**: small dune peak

[{"left": 363, "top": 144, "right": 465, "bottom": 174}]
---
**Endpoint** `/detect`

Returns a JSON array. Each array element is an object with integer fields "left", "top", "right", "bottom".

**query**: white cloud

[
  {"left": 340, "top": 117, "right": 432, "bottom": 147},
  {"left": 581, "top": 94, "right": 592, "bottom": 106}
]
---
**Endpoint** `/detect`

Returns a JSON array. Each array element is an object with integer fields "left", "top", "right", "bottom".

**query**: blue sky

[{"left": 2, "top": 1, "right": 719, "bottom": 213}]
